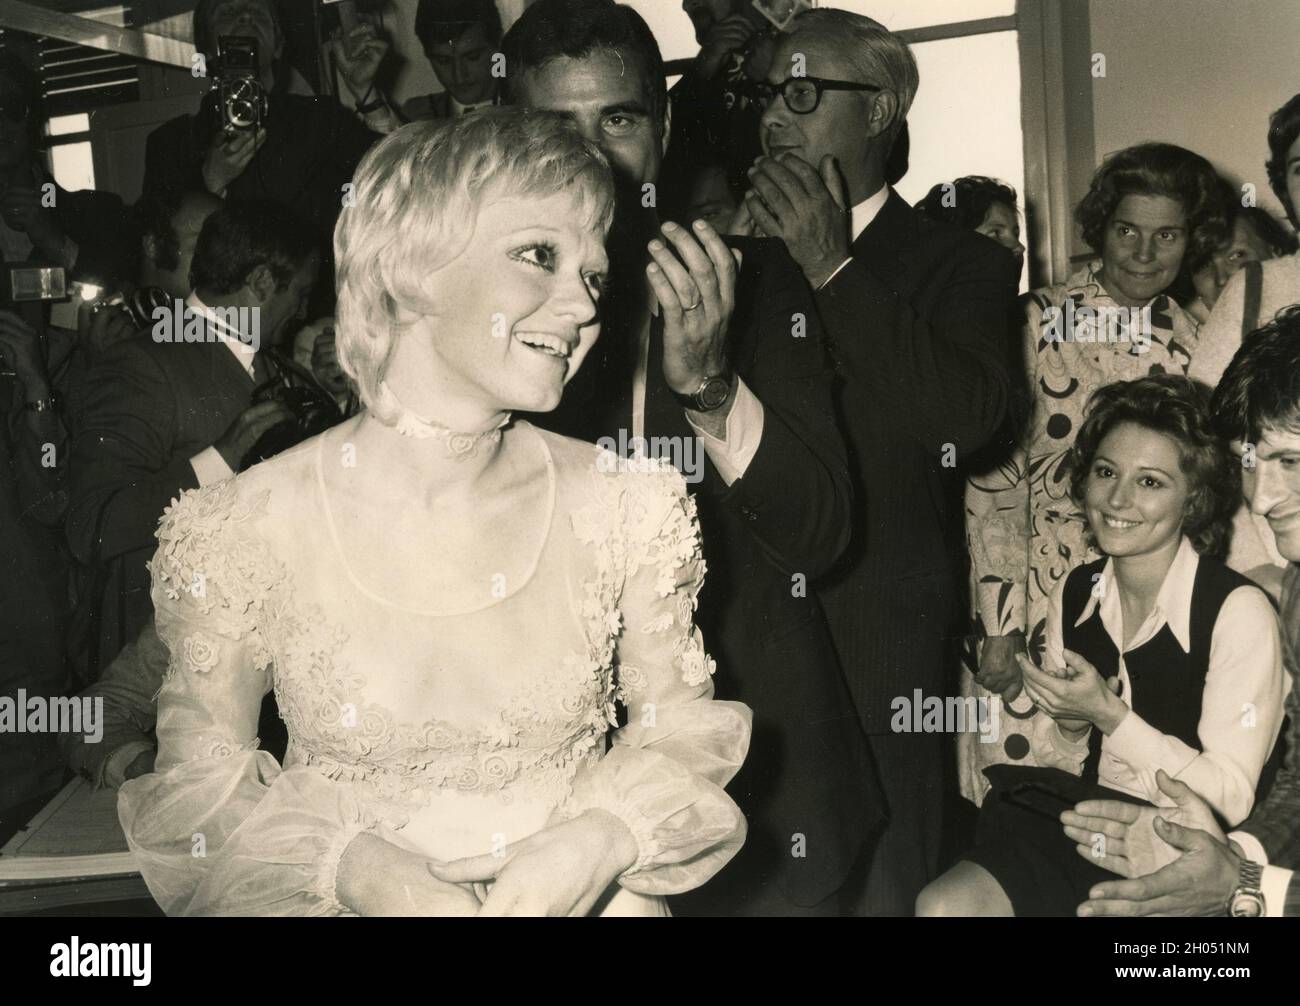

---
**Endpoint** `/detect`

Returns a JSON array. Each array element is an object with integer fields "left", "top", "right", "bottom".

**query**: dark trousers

[{"left": 846, "top": 729, "right": 945, "bottom": 916}]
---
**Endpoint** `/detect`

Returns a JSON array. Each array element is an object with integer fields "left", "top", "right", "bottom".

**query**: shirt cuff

[
  {"left": 1262, "top": 866, "right": 1292, "bottom": 916},
  {"left": 1229, "top": 830, "right": 1269, "bottom": 866},
  {"left": 101, "top": 740, "right": 156, "bottom": 790},
  {"left": 190, "top": 446, "right": 235, "bottom": 487},
  {"left": 685, "top": 376, "right": 764, "bottom": 486},
  {"left": 817, "top": 257, "right": 853, "bottom": 290},
  {"left": 360, "top": 105, "right": 399, "bottom": 134},
  {"left": 1103, "top": 706, "right": 1180, "bottom": 771}
]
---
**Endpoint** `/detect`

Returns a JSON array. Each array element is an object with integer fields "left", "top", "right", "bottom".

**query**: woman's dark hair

[
  {"left": 1187, "top": 178, "right": 1298, "bottom": 271},
  {"left": 415, "top": 0, "right": 504, "bottom": 48},
  {"left": 1068, "top": 374, "right": 1238, "bottom": 558},
  {"left": 190, "top": 199, "right": 317, "bottom": 295},
  {"left": 501, "top": 0, "right": 666, "bottom": 123},
  {"left": 1211, "top": 304, "right": 1300, "bottom": 444},
  {"left": 1075, "top": 143, "right": 1228, "bottom": 268},
  {"left": 1266, "top": 93, "right": 1300, "bottom": 227},
  {"left": 134, "top": 187, "right": 193, "bottom": 272},
  {"left": 1239, "top": 206, "right": 1300, "bottom": 257},
  {"left": 915, "top": 175, "right": 1018, "bottom": 232}
]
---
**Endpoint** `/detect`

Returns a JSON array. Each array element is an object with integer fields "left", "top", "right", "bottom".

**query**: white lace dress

[{"left": 117, "top": 422, "right": 752, "bottom": 916}]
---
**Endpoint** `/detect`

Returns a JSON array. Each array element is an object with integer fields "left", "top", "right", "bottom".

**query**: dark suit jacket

[
  {"left": 535, "top": 235, "right": 882, "bottom": 908},
  {"left": 814, "top": 192, "right": 1017, "bottom": 734},
  {"left": 66, "top": 336, "right": 257, "bottom": 668}
]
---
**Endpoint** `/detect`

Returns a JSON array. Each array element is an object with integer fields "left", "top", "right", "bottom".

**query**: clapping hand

[
  {"left": 426, "top": 809, "right": 639, "bottom": 916},
  {"left": 698, "top": 14, "right": 758, "bottom": 78},
  {"left": 1062, "top": 771, "right": 1241, "bottom": 916},
  {"left": 646, "top": 218, "right": 741, "bottom": 400},
  {"left": 744, "top": 153, "right": 849, "bottom": 288},
  {"left": 1018, "top": 648, "right": 1126, "bottom": 735}
]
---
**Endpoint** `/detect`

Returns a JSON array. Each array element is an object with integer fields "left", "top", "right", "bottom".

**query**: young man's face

[
  {"left": 1237, "top": 427, "right": 1300, "bottom": 563},
  {"left": 425, "top": 23, "right": 498, "bottom": 106},
  {"left": 511, "top": 48, "right": 668, "bottom": 194}
]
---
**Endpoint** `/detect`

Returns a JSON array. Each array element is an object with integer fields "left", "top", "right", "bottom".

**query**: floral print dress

[{"left": 958, "top": 262, "right": 1201, "bottom": 802}]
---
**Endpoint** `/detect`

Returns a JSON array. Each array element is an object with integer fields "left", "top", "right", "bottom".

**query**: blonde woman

[{"left": 119, "top": 109, "right": 751, "bottom": 916}]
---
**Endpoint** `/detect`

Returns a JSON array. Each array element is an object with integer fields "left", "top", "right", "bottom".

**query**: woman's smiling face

[
  {"left": 417, "top": 190, "right": 609, "bottom": 416},
  {"left": 1084, "top": 421, "right": 1190, "bottom": 558}
]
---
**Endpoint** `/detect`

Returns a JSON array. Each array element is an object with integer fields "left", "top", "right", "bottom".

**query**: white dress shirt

[
  {"left": 1023, "top": 536, "right": 1285, "bottom": 829},
  {"left": 817, "top": 183, "right": 891, "bottom": 290},
  {"left": 187, "top": 291, "right": 258, "bottom": 487}
]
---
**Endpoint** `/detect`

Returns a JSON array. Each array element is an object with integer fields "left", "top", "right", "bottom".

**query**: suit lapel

[{"left": 851, "top": 190, "right": 916, "bottom": 295}]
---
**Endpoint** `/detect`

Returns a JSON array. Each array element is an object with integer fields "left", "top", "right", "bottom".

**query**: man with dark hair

[
  {"left": 1064, "top": 305, "right": 1300, "bottom": 918},
  {"left": 503, "top": 0, "right": 881, "bottom": 917},
  {"left": 67, "top": 200, "right": 321, "bottom": 670},
  {"left": 142, "top": 0, "right": 391, "bottom": 285},
  {"left": 742, "top": 9, "right": 1017, "bottom": 914},
  {"left": 405, "top": 0, "right": 504, "bottom": 120},
  {"left": 128, "top": 189, "right": 224, "bottom": 327}
]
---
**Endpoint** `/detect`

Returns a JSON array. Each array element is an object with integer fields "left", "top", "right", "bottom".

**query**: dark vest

[{"left": 1061, "top": 552, "right": 1259, "bottom": 782}]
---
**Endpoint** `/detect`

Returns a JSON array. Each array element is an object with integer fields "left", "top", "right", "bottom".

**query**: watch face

[
  {"left": 1229, "top": 892, "right": 1264, "bottom": 917},
  {"left": 699, "top": 377, "right": 732, "bottom": 410}
]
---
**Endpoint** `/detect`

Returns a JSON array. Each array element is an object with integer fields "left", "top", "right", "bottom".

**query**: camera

[
  {"left": 212, "top": 36, "right": 268, "bottom": 131},
  {"left": 7, "top": 264, "right": 67, "bottom": 303},
  {"left": 241, "top": 362, "right": 343, "bottom": 469}
]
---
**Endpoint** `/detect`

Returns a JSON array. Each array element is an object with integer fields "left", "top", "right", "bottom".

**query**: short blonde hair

[
  {"left": 333, "top": 108, "right": 615, "bottom": 420},
  {"left": 793, "top": 8, "right": 920, "bottom": 142}
]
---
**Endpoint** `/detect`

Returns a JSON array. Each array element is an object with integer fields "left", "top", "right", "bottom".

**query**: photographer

[
  {"left": 66, "top": 200, "right": 333, "bottom": 672},
  {"left": 141, "top": 0, "right": 391, "bottom": 290}
]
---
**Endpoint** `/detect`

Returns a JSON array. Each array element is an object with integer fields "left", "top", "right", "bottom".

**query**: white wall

[{"left": 1088, "top": 0, "right": 1299, "bottom": 221}]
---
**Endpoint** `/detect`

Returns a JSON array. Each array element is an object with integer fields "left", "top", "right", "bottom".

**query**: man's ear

[
  {"left": 660, "top": 99, "right": 672, "bottom": 158},
  {"left": 245, "top": 263, "right": 278, "bottom": 304},
  {"left": 865, "top": 90, "right": 899, "bottom": 140}
]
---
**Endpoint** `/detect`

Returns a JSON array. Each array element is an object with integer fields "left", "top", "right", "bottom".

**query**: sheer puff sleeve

[
  {"left": 562, "top": 457, "right": 752, "bottom": 896},
  {"left": 117, "top": 481, "right": 375, "bottom": 916}
]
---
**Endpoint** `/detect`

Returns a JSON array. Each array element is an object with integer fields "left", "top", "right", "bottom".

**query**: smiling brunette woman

[
  {"left": 960, "top": 143, "right": 1228, "bottom": 797},
  {"left": 117, "top": 109, "right": 751, "bottom": 917},
  {"left": 922, "top": 375, "right": 1285, "bottom": 916}
]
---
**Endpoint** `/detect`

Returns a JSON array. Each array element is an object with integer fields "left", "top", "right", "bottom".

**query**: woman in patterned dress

[
  {"left": 117, "top": 110, "right": 752, "bottom": 916},
  {"left": 958, "top": 143, "right": 1226, "bottom": 801}
]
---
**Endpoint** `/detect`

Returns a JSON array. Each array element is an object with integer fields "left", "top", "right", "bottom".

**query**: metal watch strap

[{"left": 1229, "top": 860, "right": 1265, "bottom": 916}]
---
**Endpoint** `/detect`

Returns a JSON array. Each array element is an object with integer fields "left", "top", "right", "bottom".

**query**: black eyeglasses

[{"left": 746, "top": 76, "right": 881, "bottom": 115}]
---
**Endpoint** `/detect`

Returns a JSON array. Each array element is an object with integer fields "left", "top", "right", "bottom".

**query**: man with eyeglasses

[{"left": 741, "top": 8, "right": 1018, "bottom": 915}]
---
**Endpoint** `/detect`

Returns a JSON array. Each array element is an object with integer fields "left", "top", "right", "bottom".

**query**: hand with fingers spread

[
  {"left": 1060, "top": 769, "right": 1225, "bottom": 882},
  {"left": 646, "top": 218, "right": 742, "bottom": 400},
  {"left": 744, "top": 153, "right": 849, "bottom": 288},
  {"left": 1018, "top": 648, "right": 1126, "bottom": 736},
  {"left": 1062, "top": 771, "right": 1241, "bottom": 916},
  {"left": 426, "top": 809, "right": 639, "bottom": 917},
  {"left": 203, "top": 126, "right": 268, "bottom": 196}
]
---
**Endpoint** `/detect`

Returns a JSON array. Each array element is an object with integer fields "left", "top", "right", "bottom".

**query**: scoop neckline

[{"left": 313, "top": 419, "right": 558, "bottom": 617}]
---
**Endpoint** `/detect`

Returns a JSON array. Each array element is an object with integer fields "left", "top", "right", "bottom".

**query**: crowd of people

[{"left": 2, "top": 0, "right": 1299, "bottom": 918}]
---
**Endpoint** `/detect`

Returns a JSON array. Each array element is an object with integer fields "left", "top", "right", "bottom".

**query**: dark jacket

[
  {"left": 814, "top": 191, "right": 1017, "bottom": 733},
  {"left": 536, "top": 234, "right": 882, "bottom": 909}
]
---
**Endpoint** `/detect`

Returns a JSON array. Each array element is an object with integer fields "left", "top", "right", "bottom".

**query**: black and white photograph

[{"left": 0, "top": 0, "right": 1297, "bottom": 973}]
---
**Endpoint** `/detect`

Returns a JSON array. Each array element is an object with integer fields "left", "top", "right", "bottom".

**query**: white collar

[
  {"left": 849, "top": 184, "right": 891, "bottom": 243},
  {"left": 450, "top": 95, "right": 490, "bottom": 116},
  {"left": 186, "top": 291, "right": 258, "bottom": 373},
  {"left": 1075, "top": 535, "right": 1200, "bottom": 654}
]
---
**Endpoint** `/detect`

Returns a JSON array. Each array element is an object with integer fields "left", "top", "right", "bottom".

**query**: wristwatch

[
  {"left": 672, "top": 373, "right": 735, "bottom": 413},
  {"left": 1228, "top": 859, "right": 1265, "bottom": 917}
]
